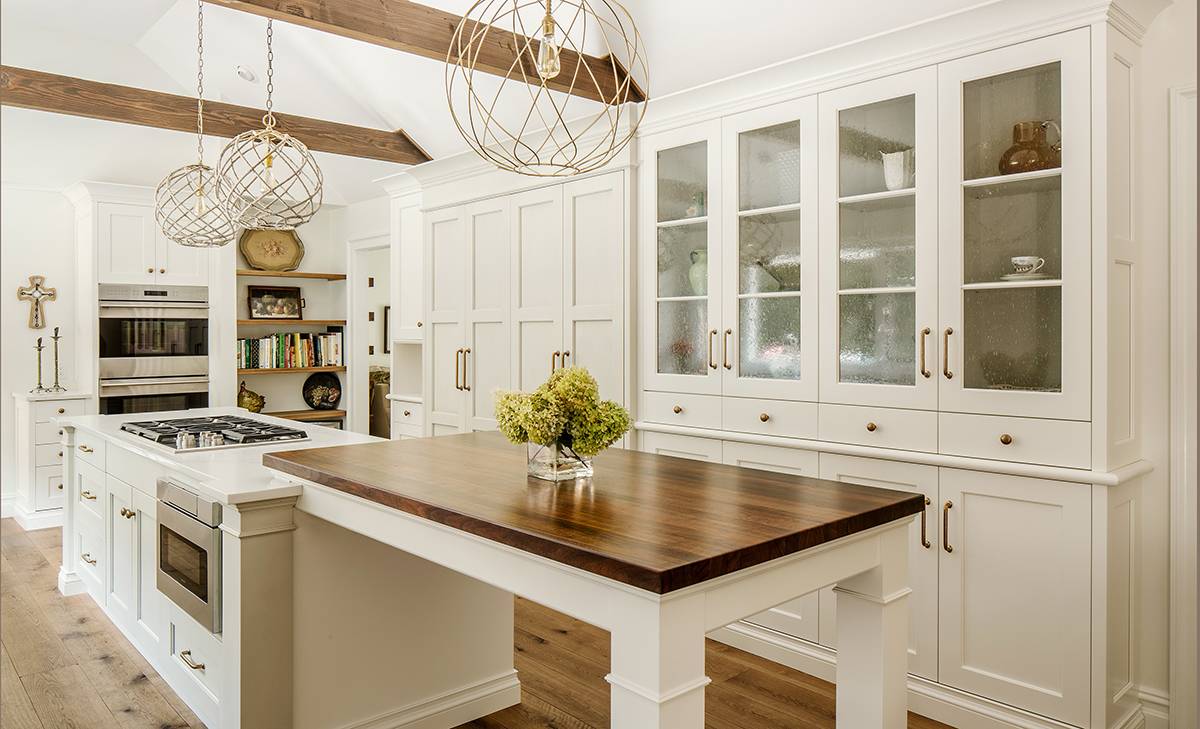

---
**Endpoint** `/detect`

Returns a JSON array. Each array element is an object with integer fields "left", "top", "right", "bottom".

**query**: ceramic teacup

[{"left": 1011, "top": 256, "right": 1046, "bottom": 275}]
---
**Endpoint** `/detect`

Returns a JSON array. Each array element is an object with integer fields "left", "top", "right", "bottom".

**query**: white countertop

[
  {"left": 12, "top": 390, "right": 91, "bottom": 401},
  {"left": 57, "top": 406, "right": 379, "bottom": 506}
]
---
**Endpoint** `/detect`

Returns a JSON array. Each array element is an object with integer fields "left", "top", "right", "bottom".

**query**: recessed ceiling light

[{"left": 237, "top": 65, "right": 257, "bottom": 82}]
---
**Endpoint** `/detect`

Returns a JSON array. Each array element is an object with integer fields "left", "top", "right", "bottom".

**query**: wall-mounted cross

[{"left": 17, "top": 275, "right": 56, "bottom": 329}]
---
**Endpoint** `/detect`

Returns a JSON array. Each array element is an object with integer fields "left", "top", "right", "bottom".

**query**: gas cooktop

[{"left": 120, "top": 415, "right": 309, "bottom": 452}]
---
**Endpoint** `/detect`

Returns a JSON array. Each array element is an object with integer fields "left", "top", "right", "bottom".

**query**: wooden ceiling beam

[
  {"left": 202, "top": 0, "right": 646, "bottom": 105},
  {"left": 0, "top": 65, "right": 431, "bottom": 166}
]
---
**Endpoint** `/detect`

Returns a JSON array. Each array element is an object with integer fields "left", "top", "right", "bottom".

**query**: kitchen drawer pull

[
  {"left": 147, "top": 268, "right": 154, "bottom": 273},
  {"left": 462, "top": 349, "right": 471, "bottom": 391},
  {"left": 866, "top": 422, "right": 877, "bottom": 432},
  {"left": 562, "top": 350, "right": 570, "bottom": 365},
  {"left": 179, "top": 650, "right": 205, "bottom": 671},
  {"left": 759, "top": 413, "right": 770, "bottom": 422},
  {"left": 943, "top": 328, "right": 954, "bottom": 379},
  {"left": 943, "top": 501, "right": 953, "bottom": 553},
  {"left": 80, "top": 553, "right": 96, "bottom": 565},
  {"left": 58, "top": 408, "right": 65, "bottom": 414},
  {"left": 78, "top": 445, "right": 93, "bottom": 453},
  {"left": 119, "top": 508, "right": 135, "bottom": 519},
  {"left": 673, "top": 406, "right": 682, "bottom": 414},
  {"left": 81, "top": 490, "right": 97, "bottom": 500},
  {"left": 920, "top": 327, "right": 932, "bottom": 378},
  {"left": 552, "top": 350, "right": 560, "bottom": 373},
  {"left": 58, "top": 429, "right": 63, "bottom": 436},
  {"left": 403, "top": 410, "right": 410, "bottom": 417},
  {"left": 417, "top": 321, "right": 423, "bottom": 327},
  {"left": 57, "top": 484, "right": 63, "bottom": 490},
  {"left": 723, "top": 329, "right": 733, "bottom": 370},
  {"left": 920, "top": 497, "right": 931, "bottom": 549},
  {"left": 1000, "top": 434, "right": 1013, "bottom": 445},
  {"left": 159, "top": 268, "right": 165, "bottom": 274},
  {"left": 708, "top": 330, "right": 718, "bottom": 370},
  {"left": 58, "top": 451, "right": 63, "bottom": 457}
]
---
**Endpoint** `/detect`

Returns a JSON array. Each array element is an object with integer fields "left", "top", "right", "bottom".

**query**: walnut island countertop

[{"left": 263, "top": 431, "right": 926, "bottom": 594}]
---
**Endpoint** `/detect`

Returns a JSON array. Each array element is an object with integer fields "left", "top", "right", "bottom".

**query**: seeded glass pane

[
  {"left": 963, "top": 287, "right": 1062, "bottom": 392},
  {"left": 963, "top": 62, "right": 1061, "bottom": 181},
  {"left": 839, "top": 292, "right": 916, "bottom": 386},
  {"left": 839, "top": 196, "right": 916, "bottom": 290},
  {"left": 657, "top": 300, "right": 708, "bottom": 375},
  {"left": 739, "top": 121, "right": 801, "bottom": 211},
  {"left": 964, "top": 176, "right": 1062, "bottom": 283},
  {"left": 839, "top": 95, "right": 916, "bottom": 198},
  {"left": 658, "top": 141, "right": 708, "bottom": 223},
  {"left": 740, "top": 296, "right": 802, "bottom": 380},
  {"left": 657, "top": 222, "right": 708, "bottom": 298},
  {"left": 740, "top": 210, "right": 802, "bottom": 294}
]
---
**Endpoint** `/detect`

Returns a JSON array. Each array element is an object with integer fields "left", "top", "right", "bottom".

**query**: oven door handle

[
  {"left": 99, "top": 303, "right": 209, "bottom": 319},
  {"left": 99, "top": 377, "right": 210, "bottom": 397}
]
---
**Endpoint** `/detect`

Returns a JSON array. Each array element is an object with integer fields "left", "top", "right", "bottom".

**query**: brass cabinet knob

[
  {"left": 119, "top": 508, "right": 134, "bottom": 519},
  {"left": 79, "top": 445, "right": 93, "bottom": 453},
  {"left": 81, "top": 490, "right": 97, "bottom": 500},
  {"left": 417, "top": 321, "right": 423, "bottom": 327},
  {"left": 403, "top": 410, "right": 410, "bottom": 417},
  {"left": 81, "top": 553, "right": 96, "bottom": 565},
  {"left": 866, "top": 422, "right": 877, "bottom": 432},
  {"left": 57, "top": 484, "right": 63, "bottom": 490},
  {"left": 58, "top": 451, "right": 63, "bottom": 457},
  {"left": 673, "top": 406, "right": 682, "bottom": 414},
  {"left": 58, "top": 408, "right": 65, "bottom": 414},
  {"left": 147, "top": 268, "right": 154, "bottom": 273},
  {"left": 58, "top": 429, "right": 63, "bottom": 436},
  {"left": 159, "top": 268, "right": 165, "bottom": 274},
  {"left": 760, "top": 413, "right": 770, "bottom": 422},
  {"left": 1000, "top": 434, "right": 1013, "bottom": 445}
]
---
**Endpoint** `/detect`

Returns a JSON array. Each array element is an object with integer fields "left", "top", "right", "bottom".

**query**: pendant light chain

[
  {"left": 263, "top": 19, "right": 276, "bottom": 129},
  {"left": 196, "top": 0, "right": 205, "bottom": 163}
]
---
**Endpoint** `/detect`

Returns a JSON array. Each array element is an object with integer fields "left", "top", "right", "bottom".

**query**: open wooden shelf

[
  {"left": 237, "top": 319, "right": 347, "bottom": 326},
  {"left": 237, "top": 366, "right": 346, "bottom": 375},
  {"left": 236, "top": 269, "right": 347, "bottom": 281},
  {"left": 266, "top": 409, "right": 346, "bottom": 422}
]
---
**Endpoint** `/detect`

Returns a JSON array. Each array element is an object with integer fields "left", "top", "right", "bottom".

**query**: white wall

[
  {"left": 0, "top": 186, "right": 82, "bottom": 510},
  {"left": 1136, "top": 0, "right": 1197, "bottom": 713}
]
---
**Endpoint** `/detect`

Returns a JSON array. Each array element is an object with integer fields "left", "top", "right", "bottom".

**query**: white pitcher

[{"left": 881, "top": 148, "right": 915, "bottom": 191}]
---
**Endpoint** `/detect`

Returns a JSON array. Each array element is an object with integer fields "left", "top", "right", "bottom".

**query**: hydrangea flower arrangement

[{"left": 493, "top": 366, "right": 631, "bottom": 458}]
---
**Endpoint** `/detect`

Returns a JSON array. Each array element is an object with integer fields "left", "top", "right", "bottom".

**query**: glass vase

[{"left": 527, "top": 441, "right": 593, "bottom": 482}]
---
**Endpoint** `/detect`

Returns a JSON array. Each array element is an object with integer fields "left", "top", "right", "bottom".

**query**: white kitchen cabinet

[
  {"left": 639, "top": 430, "right": 723, "bottom": 462},
  {"left": 424, "top": 206, "right": 466, "bottom": 434},
  {"left": 12, "top": 392, "right": 89, "bottom": 530},
  {"left": 106, "top": 474, "right": 136, "bottom": 629},
  {"left": 132, "top": 488, "right": 163, "bottom": 653},
  {"left": 97, "top": 202, "right": 209, "bottom": 287},
  {"left": 511, "top": 185, "right": 563, "bottom": 393}
]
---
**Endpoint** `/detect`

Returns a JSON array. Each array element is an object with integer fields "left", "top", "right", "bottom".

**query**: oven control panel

[{"left": 98, "top": 284, "right": 208, "bottom": 303}]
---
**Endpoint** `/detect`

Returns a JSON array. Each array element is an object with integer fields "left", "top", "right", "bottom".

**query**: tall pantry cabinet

[{"left": 637, "top": 16, "right": 1148, "bottom": 729}]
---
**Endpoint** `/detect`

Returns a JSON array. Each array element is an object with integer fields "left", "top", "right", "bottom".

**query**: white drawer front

[
  {"left": 393, "top": 422, "right": 423, "bottom": 440},
  {"left": 392, "top": 404, "right": 424, "bottom": 428},
  {"left": 76, "top": 461, "right": 106, "bottom": 535},
  {"left": 75, "top": 523, "right": 104, "bottom": 597},
  {"left": 106, "top": 446, "right": 166, "bottom": 497},
  {"left": 642, "top": 391, "right": 722, "bottom": 431},
  {"left": 35, "top": 398, "right": 86, "bottom": 423},
  {"left": 640, "top": 431, "right": 723, "bottom": 462},
  {"left": 938, "top": 413, "right": 1090, "bottom": 469},
  {"left": 33, "top": 466, "right": 64, "bottom": 512},
  {"left": 73, "top": 437, "right": 106, "bottom": 471},
  {"left": 818, "top": 403, "right": 937, "bottom": 453},
  {"left": 168, "top": 606, "right": 223, "bottom": 721},
  {"left": 34, "top": 443, "right": 64, "bottom": 468},
  {"left": 721, "top": 441, "right": 820, "bottom": 477},
  {"left": 722, "top": 398, "right": 818, "bottom": 440},
  {"left": 35, "top": 421, "right": 64, "bottom": 445}
]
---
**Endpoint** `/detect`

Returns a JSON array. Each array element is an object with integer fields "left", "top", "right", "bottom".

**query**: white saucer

[{"left": 1000, "top": 272, "right": 1053, "bottom": 281}]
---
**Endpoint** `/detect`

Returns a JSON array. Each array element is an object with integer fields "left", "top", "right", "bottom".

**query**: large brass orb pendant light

[
  {"left": 217, "top": 20, "right": 322, "bottom": 230},
  {"left": 447, "top": 0, "right": 648, "bottom": 177},
  {"left": 154, "top": 0, "right": 235, "bottom": 248}
]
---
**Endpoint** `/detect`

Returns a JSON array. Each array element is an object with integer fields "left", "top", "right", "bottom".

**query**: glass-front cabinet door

[
  {"left": 641, "top": 121, "right": 723, "bottom": 395},
  {"left": 720, "top": 98, "right": 819, "bottom": 401},
  {"left": 818, "top": 68, "right": 939, "bottom": 410},
  {"left": 937, "top": 30, "right": 1090, "bottom": 420}
]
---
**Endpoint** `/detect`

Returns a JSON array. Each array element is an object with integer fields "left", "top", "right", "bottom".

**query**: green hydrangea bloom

[{"left": 492, "top": 366, "right": 630, "bottom": 457}]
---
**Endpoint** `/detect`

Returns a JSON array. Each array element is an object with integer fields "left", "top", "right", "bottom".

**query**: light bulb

[
  {"left": 259, "top": 154, "right": 277, "bottom": 194},
  {"left": 536, "top": 14, "right": 560, "bottom": 80},
  {"left": 194, "top": 195, "right": 208, "bottom": 216}
]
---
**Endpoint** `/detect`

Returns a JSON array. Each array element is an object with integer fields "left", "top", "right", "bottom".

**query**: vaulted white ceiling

[{"left": 1, "top": 0, "right": 984, "bottom": 203}]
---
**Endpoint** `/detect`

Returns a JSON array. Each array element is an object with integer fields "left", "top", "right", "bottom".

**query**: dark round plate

[{"left": 302, "top": 372, "right": 342, "bottom": 410}]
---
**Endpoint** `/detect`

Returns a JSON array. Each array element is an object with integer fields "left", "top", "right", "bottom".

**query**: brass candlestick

[
  {"left": 49, "top": 327, "right": 66, "bottom": 392},
  {"left": 31, "top": 337, "right": 50, "bottom": 393}
]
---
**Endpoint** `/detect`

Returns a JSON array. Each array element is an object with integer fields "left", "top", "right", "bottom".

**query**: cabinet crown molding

[{"left": 62, "top": 180, "right": 153, "bottom": 208}]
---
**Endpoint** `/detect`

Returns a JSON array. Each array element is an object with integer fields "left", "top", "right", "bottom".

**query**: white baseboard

[
  {"left": 1, "top": 492, "right": 16, "bottom": 519},
  {"left": 13, "top": 502, "right": 62, "bottom": 531},
  {"left": 343, "top": 670, "right": 521, "bottom": 729},
  {"left": 1138, "top": 687, "right": 1168, "bottom": 729},
  {"left": 57, "top": 568, "right": 87, "bottom": 596},
  {"left": 1112, "top": 702, "right": 1147, "bottom": 729}
]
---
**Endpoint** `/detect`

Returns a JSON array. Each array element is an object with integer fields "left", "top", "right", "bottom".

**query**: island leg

[
  {"left": 607, "top": 590, "right": 711, "bottom": 728},
  {"left": 832, "top": 523, "right": 911, "bottom": 729}
]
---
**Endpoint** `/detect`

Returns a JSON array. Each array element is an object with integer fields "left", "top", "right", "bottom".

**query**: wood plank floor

[{"left": 2, "top": 519, "right": 950, "bottom": 729}]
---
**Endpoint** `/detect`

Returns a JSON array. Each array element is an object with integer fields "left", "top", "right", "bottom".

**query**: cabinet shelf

[
  {"left": 237, "top": 319, "right": 346, "bottom": 326},
  {"left": 737, "top": 202, "right": 802, "bottom": 218},
  {"left": 656, "top": 215, "right": 708, "bottom": 229},
  {"left": 836, "top": 187, "right": 915, "bottom": 206},
  {"left": 961, "top": 279, "right": 1062, "bottom": 290},
  {"left": 962, "top": 167, "right": 1061, "bottom": 189},
  {"left": 236, "top": 269, "right": 347, "bottom": 281},
  {"left": 266, "top": 409, "right": 346, "bottom": 421},
  {"left": 237, "top": 366, "right": 346, "bottom": 375}
]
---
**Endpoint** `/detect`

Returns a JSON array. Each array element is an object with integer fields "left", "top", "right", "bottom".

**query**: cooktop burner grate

[{"left": 120, "top": 415, "right": 309, "bottom": 450}]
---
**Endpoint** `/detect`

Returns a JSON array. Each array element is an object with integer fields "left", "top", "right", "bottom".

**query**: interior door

[
  {"left": 817, "top": 68, "right": 939, "bottom": 411},
  {"left": 938, "top": 468, "right": 1090, "bottom": 726},
  {"left": 510, "top": 186, "right": 564, "bottom": 393},
  {"left": 424, "top": 206, "right": 466, "bottom": 435},
  {"left": 98, "top": 202, "right": 158, "bottom": 285},
  {"left": 464, "top": 198, "right": 511, "bottom": 431},
  {"left": 562, "top": 172, "right": 626, "bottom": 406},
  {"left": 720, "top": 96, "right": 819, "bottom": 402},
  {"left": 818, "top": 453, "right": 939, "bottom": 679}
]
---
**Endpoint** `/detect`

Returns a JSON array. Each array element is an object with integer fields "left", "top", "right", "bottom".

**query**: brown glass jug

[{"left": 999, "top": 120, "right": 1061, "bottom": 175}]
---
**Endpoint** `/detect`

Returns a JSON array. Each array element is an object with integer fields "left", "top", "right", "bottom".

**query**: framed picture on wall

[
  {"left": 383, "top": 306, "right": 391, "bottom": 354},
  {"left": 247, "top": 286, "right": 304, "bottom": 320}
]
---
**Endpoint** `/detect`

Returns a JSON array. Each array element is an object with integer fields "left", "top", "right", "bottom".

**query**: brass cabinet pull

[
  {"left": 179, "top": 650, "right": 205, "bottom": 671},
  {"left": 58, "top": 408, "right": 65, "bottom": 414},
  {"left": 119, "top": 508, "right": 134, "bottom": 519},
  {"left": 920, "top": 327, "right": 932, "bottom": 378},
  {"left": 454, "top": 348, "right": 463, "bottom": 390},
  {"left": 58, "top": 429, "right": 63, "bottom": 436},
  {"left": 147, "top": 268, "right": 154, "bottom": 273},
  {"left": 57, "top": 484, "right": 63, "bottom": 490},
  {"left": 920, "top": 497, "right": 931, "bottom": 549},
  {"left": 673, "top": 405, "right": 682, "bottom": 414},
  {"left": 58, "top": 451, "right": 63, "bottom": 457},
  {"left": 760, "top": 413, "right": 770, "bottom": 422},
  {"left": 723, "top": 329, "right": 733, "bottom": 370},
  {"left": 551, "top": 350, "right": 560, "bottom": 373},
  {"left": 159, "top": 268, "right": 165, "bottom": 274},
  {"left": 562, "top": 350, "right": 570, "bottom": 365},
  {"left": 403, "top": 410, "right": 410, "bottom": 417},
  {"left": 708, "top": 330, "right": 718, "bottom": 370},
  {"left": 1000, "top": 434, "right": 1013, "bottom": 445},
  {"left": 866, "top": 422, "right": 877, "bottom": 432},
  {"left": 943, "top": 328, "right": 954, "bottom": 379},
  {"left": 81, "top": 553, "right": 96, "bottom": 565},
  {"left": 943, "top": 501, "right": 953, "bottom": 553},
  {"left": 417, "top": 321, "right": 423, "bottom": 327},
  {"left": 78, "top": 445, "right": 93, "bottom": 453},
  {"left": 462, "top": 348, "right": 471, "bottom": 391},
  {"left": 81, "top": 490, "right": 97, "bottom": 500}
]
